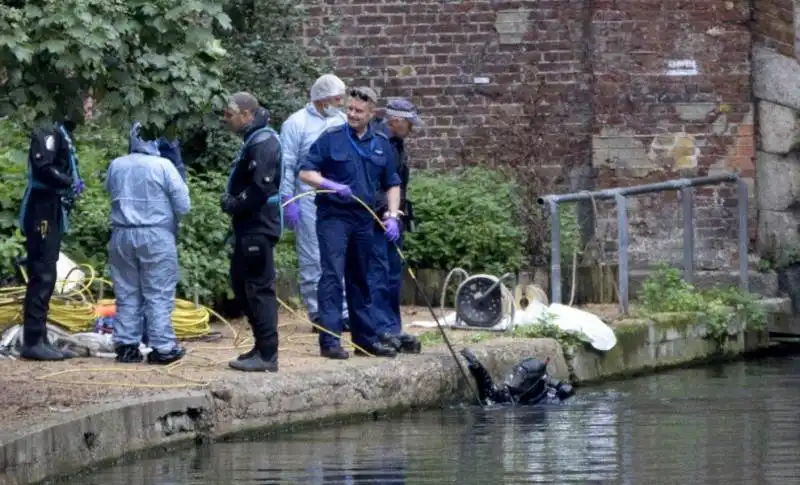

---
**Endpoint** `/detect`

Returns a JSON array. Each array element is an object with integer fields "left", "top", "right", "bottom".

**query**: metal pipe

[
  {"left": 681, "top": 186, "right": 695, "bottom": 284},
  {"left": 737, "top": 179, "right": 749, "bottom": 292},
  {"left": 537, "top": 173, "right": 739, "bottom": 206},
  {"left": 615, "top": 193, "right": 629, "bottom": 315},
  {"left": 548, "top": 199, "right": 562, "bottom": 304}
]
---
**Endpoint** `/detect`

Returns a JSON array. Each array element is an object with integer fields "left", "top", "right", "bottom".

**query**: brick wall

[
  {"left": 752, "top": 0, "right": 795, "bottom": 57},
  {"left": 302, "top": 0, "right": 755, "bottom": 270}
]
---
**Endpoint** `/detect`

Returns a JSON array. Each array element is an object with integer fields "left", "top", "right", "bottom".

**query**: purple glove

[
  {"left": 72, "top": 179, "right": 85, "bottom": 197},
  {"left": 282, "top": 195, "right": 301, "bottom": 230},
  {"left": 320, "top": 179, "right": 353, "bottom": 198},
  {"left": 384, "top": 216, "right": 400, "bottom": 242}
]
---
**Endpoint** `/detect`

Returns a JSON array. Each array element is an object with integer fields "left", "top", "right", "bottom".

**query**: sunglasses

[{"left": 349, "top": 89, "right": 373, "bottom": 102}]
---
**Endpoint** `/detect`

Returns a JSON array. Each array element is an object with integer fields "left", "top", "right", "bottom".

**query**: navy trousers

[
  {"left": 316, "top": 209, "right": 379, "bottom": 350},
  {"left": 368, "top": 225, "right": 404, "bottom": 335}
]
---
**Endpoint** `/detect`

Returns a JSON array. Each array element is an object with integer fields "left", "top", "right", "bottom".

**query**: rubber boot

[
  {"left": 228, "top": 353, "right": 278, "bottom": 372},
  {"left": 115, "top": 344, "right": 143, "bottom": 363},
  {"left": 146, "top": 346, "right": 186, "bottom": 365},
  {"left": 20, "top": 342, "right": 66, "bottom": 361},
  {"left": 237, "top": 345, "right": 257, "bottom": 361}
]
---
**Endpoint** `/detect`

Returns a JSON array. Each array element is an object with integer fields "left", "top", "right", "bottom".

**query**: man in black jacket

[
  {"left": 19, "top": 117, "right": 85, "bottom": 361},
  {"left": 221, "top": 92, "right": 283, "bottom": 372}
]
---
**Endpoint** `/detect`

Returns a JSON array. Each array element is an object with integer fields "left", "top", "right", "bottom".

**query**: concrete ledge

[{"left": 0, "top": 309, "right": 778, "bottom": 485}]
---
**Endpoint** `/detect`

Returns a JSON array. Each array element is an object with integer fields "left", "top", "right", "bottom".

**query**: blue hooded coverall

[
  {"left": 298, "top": 124, "right": 401, "bottom": 351},
  {"left": 106, "top": 148, "right": 190, "bottom": 354},
  {"left": 279, "top": 104, "right": 348, "bottom": 324}
]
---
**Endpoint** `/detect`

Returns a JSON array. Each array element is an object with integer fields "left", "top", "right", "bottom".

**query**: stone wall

[
  {"left": 302, "top": 0, "right": 755, "bottom": 269},
  {"left": 752, "top": 0, "right": 800, "bottom": 263}
]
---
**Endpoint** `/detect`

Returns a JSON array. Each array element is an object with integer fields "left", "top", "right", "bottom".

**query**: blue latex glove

[
  {"left": 384, "top": 216, "right": 400, "bottom": 242},
  {"left": 320, "top": 179, "right": 353, "bottom": 198},
  {"left": 157, "top": 137, "right": 186, "bottom": 180},
  {"left": 72, "top": 179, "right": 85, "bottom": 197},
  {"left": 282, "top": 195, "right": 301, "bottom": 230}
]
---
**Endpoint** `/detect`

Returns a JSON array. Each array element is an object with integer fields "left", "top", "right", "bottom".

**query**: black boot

[
  {"left": 379, "top": 333, "right": 402, "bottom": 352},
  {"left": 147, "top": 346, "right": 186, "bottom": 365},
  {"left": 355, "top": 342, "right": 397, "bottom": 358},
  {"left": 229, "top": 352, "right": 278, "bottom": 372},
  {"left": 20, "top": 342, "right": 66, "bottom": 361},
  {"left": 321, "top": 346, "right": 350, "bottom": 360},
  {"left": 236, "top": 345, "right": 258, "bottom": 361},
  {"left": 115, "top": 344, "right": 143, "bottom": 363},
  {"left": 398, "top": 333, "right": 422, "bottom": 354}
]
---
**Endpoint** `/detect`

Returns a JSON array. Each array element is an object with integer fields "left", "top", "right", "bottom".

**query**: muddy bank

[{"left": 0, "top": 301, "right": 788, "bottom": 485}]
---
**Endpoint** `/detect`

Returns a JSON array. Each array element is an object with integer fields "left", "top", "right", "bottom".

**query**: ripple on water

[{"left": 57, "top": 356, "right": 800, "bottom": 485}]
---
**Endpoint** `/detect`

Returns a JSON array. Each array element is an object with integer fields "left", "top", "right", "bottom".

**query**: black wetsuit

[{"left": 461, "top": 348, "right": 575, "bottom": 405}]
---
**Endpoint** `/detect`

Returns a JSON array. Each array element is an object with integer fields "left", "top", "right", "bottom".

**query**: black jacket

[
  {"left": 223, "top": 117, "right": 282, "bottom": 240},
  {"left": 28, "top": 123, "right": 75, "bottom": 193},
  {"left": 371, "top": 119, "right": 412, "bottom": 224}
]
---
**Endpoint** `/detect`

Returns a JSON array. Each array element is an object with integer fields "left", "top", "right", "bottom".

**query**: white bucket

[{"left": 54, "top": 252, "right": 86, "bottom": 295}]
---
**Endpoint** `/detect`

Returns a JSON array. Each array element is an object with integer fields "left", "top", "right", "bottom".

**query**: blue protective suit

[
  {"left": 279, "top": 103, "right": 348, "bottom": 323},
  {"left": 298, "top": 124, "right": 401, "bottom": 351},
  {"left": 106, "top": 147, "right": 190, "bottom": 353}
]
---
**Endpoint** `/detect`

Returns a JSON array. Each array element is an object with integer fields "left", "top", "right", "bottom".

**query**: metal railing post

[
  {"left": 615, "top": 193, "right": 629, "bottom": 315},
  {"left": 736, "top": 178, "right": 749, "bottom": 292},
  {"left": 548, "top": 199, "right": 562, "bottom": 304},
  {"left": 681, "top": 186, "right": 695, "bottom": 284},
  {"left": 537, "top": 172, "right": 747, "bottom": 309}
]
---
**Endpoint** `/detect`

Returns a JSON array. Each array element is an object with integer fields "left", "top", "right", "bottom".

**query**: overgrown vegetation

[
  {"left": 639, "top": 263, "right": 767, "bottom": 346},
  {"left": 404, "top": 167, "right": 529, "bottom": 276},
  {"left": 0, "top": 1, "right": 533, "bottom": 312}
]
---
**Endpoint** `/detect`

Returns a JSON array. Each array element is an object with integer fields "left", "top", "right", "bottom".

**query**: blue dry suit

[
  {"left": 299, "top": 124, "right": 401, "bottom": 351},
  {"left": 106, "top": 128, "right": 190, "bottom": 353},
  {"left": 279, "top": 103, "right": 348, "bottom": 324}
]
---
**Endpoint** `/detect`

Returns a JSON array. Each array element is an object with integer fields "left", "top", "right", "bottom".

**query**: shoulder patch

[{"left": 44, "top": 135, "right": 56, "bottom": 151}]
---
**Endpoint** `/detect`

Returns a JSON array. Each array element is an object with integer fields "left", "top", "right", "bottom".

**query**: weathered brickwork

[
  {"left": 752, "top": 0, "right": 794, "bottom": 57},
  {"left": 302, "top": 0, "right": 757, "bottom": 269}
]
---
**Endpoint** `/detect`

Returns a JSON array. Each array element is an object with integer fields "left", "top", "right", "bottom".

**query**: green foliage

[
  {"left": 511, "top": 315, "right": 588, "bottom": 350},
  {"left": 639, "top": 263, "right": 768, "bottom": 346},
  {"left": 0, "top": 119, "right": 299, "bottom": 307},
  {"left": 404, "top": 167, "right": 528, "bottom": 275},
  {"left": 0, "top": 0, "right": 230, "bottom": 130},
  {"left": 190, "top": 0, "right": 326, "bottom": 172}
]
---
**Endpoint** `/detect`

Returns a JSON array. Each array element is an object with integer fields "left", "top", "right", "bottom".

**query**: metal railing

[{"left": 537, "top": 172, "right": 749, "bottom": 314}]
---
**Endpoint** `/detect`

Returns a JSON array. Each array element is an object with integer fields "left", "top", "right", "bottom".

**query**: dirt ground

[{"left": 0, "top": 304, "right": 623, "bottom": 435}]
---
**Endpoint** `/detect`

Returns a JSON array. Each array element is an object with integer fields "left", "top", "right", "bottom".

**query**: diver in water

[{"left": 460, "top": 348, "right": 575, "bottom": 406}]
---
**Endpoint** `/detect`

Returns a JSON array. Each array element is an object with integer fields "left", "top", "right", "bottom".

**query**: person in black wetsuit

[
  {"left": 460, "top": 348, "right": 575, "bottom": 406},
  {"left": 221, "top": 92, "right": 283, "bottom": 372},
  {"left": 18, "top": 117, "right": 85, "bottom": 361}
]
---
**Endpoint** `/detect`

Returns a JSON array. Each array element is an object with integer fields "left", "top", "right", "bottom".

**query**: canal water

[{"left": 60, "top": 355, "right": 800, "bottom": 485}]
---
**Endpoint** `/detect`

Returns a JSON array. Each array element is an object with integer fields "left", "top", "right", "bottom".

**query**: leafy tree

[
  {"left": 0, "top": 0, "right": 231, "bottom": 131},
  {"left": 187, "top": 0, "right": 329, "bottom": 171}
]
